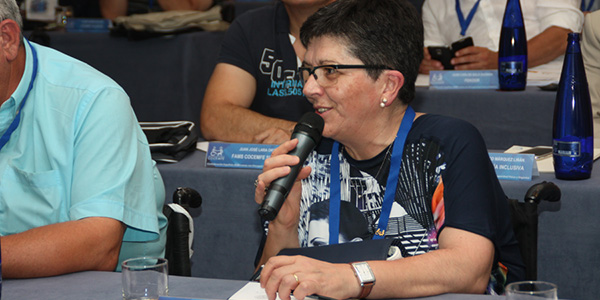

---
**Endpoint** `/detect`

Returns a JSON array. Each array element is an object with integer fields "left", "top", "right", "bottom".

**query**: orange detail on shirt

[
  {"left": 498, "top": 262, "right": 508, "bottom": 277},
  {"left": 432, "top": 178, "right": 445, "bottom": 231}
]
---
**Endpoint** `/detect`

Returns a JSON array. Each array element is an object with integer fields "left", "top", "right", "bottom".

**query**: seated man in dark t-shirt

[{"left": 199, "top": 0, "right": 334, "bottom": 145}]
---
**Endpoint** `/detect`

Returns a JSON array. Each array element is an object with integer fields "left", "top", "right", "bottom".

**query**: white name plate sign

[
  {"left": 206, "top": 142, "right": 277, "bottom": 169},
  {"left": 488, "top": 152, "right": 538, "bottom": 181},
  {"left": 430, "top": 70, "right": 499, "bottom": 89}
]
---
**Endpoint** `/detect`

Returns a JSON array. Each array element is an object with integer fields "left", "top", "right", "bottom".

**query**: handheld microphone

[{"left": 258, "top": 112, "right": 324, "bottom": 221}]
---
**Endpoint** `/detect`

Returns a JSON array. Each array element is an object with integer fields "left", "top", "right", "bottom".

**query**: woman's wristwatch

[{"left": 350, "top": 262, "right": 376, "bottom": 299}]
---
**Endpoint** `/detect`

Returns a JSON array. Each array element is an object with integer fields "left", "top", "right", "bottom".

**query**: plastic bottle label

[
  {"left": 553, "top": 140, "right": 581, "bottom": 157},
  {"left": 499, "top": 61, "right": 524, "bottom": 74}
]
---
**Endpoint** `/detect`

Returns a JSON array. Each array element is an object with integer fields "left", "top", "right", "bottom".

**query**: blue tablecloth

[{"left": 2, "top": 270, "right": 506, "bottom": 300}]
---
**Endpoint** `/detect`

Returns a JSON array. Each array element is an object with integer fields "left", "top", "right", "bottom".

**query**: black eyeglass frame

[{"left": 298, "top": 64, "right": 395, "bottom": 83}]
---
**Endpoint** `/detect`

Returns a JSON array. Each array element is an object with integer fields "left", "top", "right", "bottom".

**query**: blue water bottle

[
  {"left": 553, "top": 32, "right": 594, "bottom": 180},
  {"left": 498, "top": 0, "right": 527, "bottom": 91}
]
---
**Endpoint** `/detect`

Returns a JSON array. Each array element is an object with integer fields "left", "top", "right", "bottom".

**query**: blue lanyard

[
  {"left": 0, "top": 40, "right": 38, "bottom": 151},
  {"left": 581, "top": 0, "right": 595, "bottom": 11},
  {"left": 456, "top": 0, "right": 481, "bottom": 36},
  {"left": 328, "top": 106, "right": 415, "bottom": 245}
]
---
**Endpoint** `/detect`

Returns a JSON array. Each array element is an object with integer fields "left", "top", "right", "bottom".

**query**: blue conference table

[
  {"left": 412, "top": 86, "right": 558, "bottom": 150},
  {"left": 2, "top": 270, "right": 506, "bottom": 300},
  {"left": 157, "top": 150, "right": 600, "bottom": 300}
]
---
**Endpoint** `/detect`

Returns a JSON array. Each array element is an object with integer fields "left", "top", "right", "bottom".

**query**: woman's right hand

[{"left": 255, "top": 139, "right": 312, "bottom": 230}]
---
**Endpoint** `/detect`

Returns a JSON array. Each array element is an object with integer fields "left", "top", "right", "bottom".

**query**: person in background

[
  {"left": 254, "top": 0, "right": 524, "bottom": 299},
  {"left": 581, "top": 10, "right": 600, "bottom": 147},
  {"left": 200, "top": 0, "right": 334, "bottom": 145},
  {"left": 420, "top": 0, "right": 583, "bottom": 73},
  {"left": 0, "top": 0, "right": 167, "bottom": 278},
  {"left": 99, "top": 0, "right": 215, "bottom": 19}
]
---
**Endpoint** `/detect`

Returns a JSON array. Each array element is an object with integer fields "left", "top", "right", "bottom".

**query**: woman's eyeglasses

[{"left": 298, "top": 64, "right": 393, "bottom": 87}]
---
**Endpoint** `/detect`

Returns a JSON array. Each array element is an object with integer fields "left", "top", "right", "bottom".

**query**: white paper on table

[
  {"left": 416, "top": 73, "right": 430, "bottom": 87},
  {"left": 229, "top": 282, "right": 300, "bottom": 300},
  {"left": 196, "top": 141, "right": 210, "bottom": 152},
  {"left": 505, "top": 145, "right": 600, "bottom": 173},
  {"left": 228, "top": 282, "right": 328, "bottom": 300},
  {"left": 526, "top": 59, "right": 562, "bottom": 86}
]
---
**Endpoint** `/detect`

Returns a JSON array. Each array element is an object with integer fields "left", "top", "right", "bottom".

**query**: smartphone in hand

[
  {"left": 427, "top": 46, "right": 454, "bottom": 69},
  {"left": 427, "top": 37, "right": 474, "bottom": 70},
  {"left": 451, "top": 36, "right": 474, "bottom": 54}
]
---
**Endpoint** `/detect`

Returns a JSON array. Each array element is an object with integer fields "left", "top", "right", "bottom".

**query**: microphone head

[
  {"left": 294, "top": 112, "right": 324, "bottom": 145},
  {"left": 297, "top": 112, "right": 325, "bottom": 133}
]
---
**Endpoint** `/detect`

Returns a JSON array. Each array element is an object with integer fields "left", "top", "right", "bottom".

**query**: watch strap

[{"left": 357, "top": 281, "right": 374, "bottom": 299}]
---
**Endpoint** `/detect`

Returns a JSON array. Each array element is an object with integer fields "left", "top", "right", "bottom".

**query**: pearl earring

[{"left": 380, "top": 98, "right": 388, "bottom": 108}]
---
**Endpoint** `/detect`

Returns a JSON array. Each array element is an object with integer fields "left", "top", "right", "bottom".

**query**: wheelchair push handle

[
  {"left": 524, "top": 181, "right": 561, "bottom": 204},
  {"left": 173, "top": 187, "right": 202, "bottom": 209}
]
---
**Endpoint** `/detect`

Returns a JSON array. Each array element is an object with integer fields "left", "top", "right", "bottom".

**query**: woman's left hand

[{"left": 259, "top": 255, "right": 361, "bottom": 300}]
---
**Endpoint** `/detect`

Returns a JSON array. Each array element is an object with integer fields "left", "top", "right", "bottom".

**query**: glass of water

[
  {"left": 506, "top": 281, "right": 558, "bottom": 300},
  {"left": 122, "top": 257, "right": 168, "bottom": 300}
]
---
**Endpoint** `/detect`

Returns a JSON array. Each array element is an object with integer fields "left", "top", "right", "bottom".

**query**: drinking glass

[
  {"left": 506, "top": 281, "right": 558, "bottom": 300},
  {"left": 122, "top": 257, "right": 168, "bottom": 300}
]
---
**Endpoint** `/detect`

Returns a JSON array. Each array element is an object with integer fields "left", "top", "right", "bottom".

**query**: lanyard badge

[
  {"left": 456, "top": 0, "right": 481, "bottom": 36},
  {"left": 0, "top": 39, "right": 38, "bottom": 151},
  {"left": 328, "top": 106, "right": 416, "bottom": 245}
]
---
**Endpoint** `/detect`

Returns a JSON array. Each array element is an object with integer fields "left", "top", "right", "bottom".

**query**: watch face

[{"left": 353, "top": 262, "right": 375, "bottom": 283}]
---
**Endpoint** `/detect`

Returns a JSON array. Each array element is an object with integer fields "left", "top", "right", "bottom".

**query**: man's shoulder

[
  {"left": 413, "top": 114, "right": 477, "bottom": 135},
  {"left": 409, "top": 114, "right": 484, "bottom": 152},
  {"left": 220, "top": 2, "right": 279, "bottom": 57},
  {"left": 231, "top": 2, "right": 277, "bottom": 28},
  {"left": 33, "top": 43, "right": 125, "bottom": 95}
]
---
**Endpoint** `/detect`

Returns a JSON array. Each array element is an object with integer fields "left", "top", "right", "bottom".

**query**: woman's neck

[{"left": 342, "top": 105, "right": 410, "bottom": 161}]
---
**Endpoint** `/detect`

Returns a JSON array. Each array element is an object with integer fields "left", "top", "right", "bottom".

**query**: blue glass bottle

[
  {"left": 553, "top": 33, "right": 594, "bottom": 180},
  {"left": 498, "top": 0, "right": 527, "bottom": 91}
]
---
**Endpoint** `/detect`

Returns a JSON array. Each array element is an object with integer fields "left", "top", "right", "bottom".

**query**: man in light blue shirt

[{"left": 0, "top": 0, "right": 167, "bottom": 278}]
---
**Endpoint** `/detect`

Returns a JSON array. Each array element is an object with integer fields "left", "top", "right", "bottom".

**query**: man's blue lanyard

[
  {"left": 581, "top": 0, "right": 595, "bottom": 12},
  {"left": 328, "top": 106, "right": 415, "bottom": 245},
  {"left": 456, "top": 0, "right": 481, "bottom": 36},
  {"left": 0, "top": 39, "right": 38, "bottom": 151}
]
